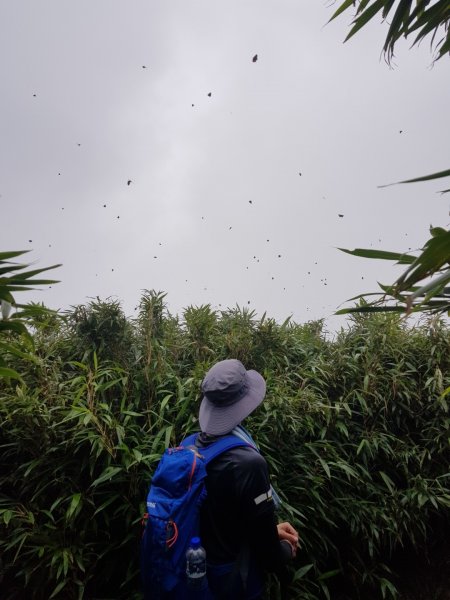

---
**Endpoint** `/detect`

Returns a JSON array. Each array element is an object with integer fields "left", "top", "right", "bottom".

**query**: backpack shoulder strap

[
  {"left": 181, "top": 433, "right": 252, "bottom": 465},
  {"left": 182, "top": 432, "right": 198, "bottom": 447}
]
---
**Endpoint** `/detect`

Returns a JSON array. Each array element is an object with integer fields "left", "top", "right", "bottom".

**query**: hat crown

[{"left": 202, "top": 359, "right": 246, "bottom": 405}]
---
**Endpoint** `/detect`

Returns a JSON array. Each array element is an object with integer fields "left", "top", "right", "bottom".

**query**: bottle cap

[{"left": 190, "top": 536, "right": 201, "bottom": 548}]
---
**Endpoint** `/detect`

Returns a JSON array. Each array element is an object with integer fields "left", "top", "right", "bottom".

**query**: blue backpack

[{"left": 141, "top": 432, "right": 250, "bottom": 599}]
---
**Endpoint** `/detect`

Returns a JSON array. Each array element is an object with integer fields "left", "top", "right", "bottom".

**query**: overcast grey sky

[{"left": 1, "top": 1, "right": 449, "bottom": 332}]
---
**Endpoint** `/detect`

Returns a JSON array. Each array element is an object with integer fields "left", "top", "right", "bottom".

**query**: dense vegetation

[{"left": 1, "top": 292, "right": 449, "bottom": 599}]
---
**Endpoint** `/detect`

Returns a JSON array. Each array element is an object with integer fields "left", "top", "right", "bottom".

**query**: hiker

[{"left": 194, "top": 358, "right": 299, "bottom": 599}]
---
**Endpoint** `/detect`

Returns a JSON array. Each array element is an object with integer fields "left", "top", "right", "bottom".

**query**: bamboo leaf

[
  {"left": 49, "top": 580, "right": 67, "bottom": 599},
  {"left": 382, "top": 0, "right": 414, "bottom": 55},
  {"left": 0, "top": 366, "right": 23, "bottom": 380},
  {"left": 319, "top": 457, "right": 331, "bottom": 479},
  {"left": 3, "top": 509, "right": 13, "bottom": 525},
  {"left": 318, "top": 568, "right": 341, "bottom": 580},
  {"left": 344, "top": 0, "right": 386, "bottom": 42},
  {"left": 380, "top": 167, "right": 450, "bottom": 187},
  {"left": 0, "top": 320, "right": 29, "bottom": 334},
  {"left": 338, "top": 247, "right": 415, "bottom": 263},
  {"left": 66, "top": 493, "right": 82, "bottom": 520},
  {"left": 409, "top": 269, "right": 450, "bottom": 301},
  {"left": 293, "top": 563, "right": 314, "bottom": 581},
  {"left": 396, "top": 231, "right": 450, "bottom": 288},
  {"left": 328, "top": 0, "right": 356, "bottom": 23},
  {"left": 379, "top": 471, "right": 395, "bottom": 493},
  {"left": 0, "top": 341, "right": 39, "bottom": 362},
  {"left": 380, "top": 577, "right": 398, "bottom": 599},
  {"left": 0, "top": 264, "right": 29, "bottom": 276},
  {"left": 5, "top": 263, "right": 61, "bottom": 281},
  {"left": 90, "top": 466, "right": 123, "bottom": 488},
  {"left": 0, "top": 250, "right": 30, "bottom": 260},
  {"left": 5, "top": 277, "right": 60, "bottom": 286}
]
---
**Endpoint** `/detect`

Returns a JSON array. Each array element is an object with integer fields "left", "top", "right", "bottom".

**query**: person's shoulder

[{"left": 228, "top": 444, "right": 268, "bottom": 469}]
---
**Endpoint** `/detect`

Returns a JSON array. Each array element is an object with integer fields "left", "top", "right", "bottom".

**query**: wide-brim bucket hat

[{"left": 199, "top": 359, "right": 266, "bottom": 435}]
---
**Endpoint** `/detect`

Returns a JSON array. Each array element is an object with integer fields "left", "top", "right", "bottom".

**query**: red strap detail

[
  {"left": 166, "top": 520, "right": 178, "bottom": 548},
  {"left": 188, "top": 452, "right": 197, "bottom": 491}
]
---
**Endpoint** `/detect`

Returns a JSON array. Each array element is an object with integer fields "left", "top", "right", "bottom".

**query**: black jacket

[{"left": 195, "top": 433, "right": 292, "bottom": 573}]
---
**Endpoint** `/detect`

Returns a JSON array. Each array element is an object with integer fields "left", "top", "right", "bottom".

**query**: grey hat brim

[{"left": 199, "top": 369, "right": 266, "bottom": 435}]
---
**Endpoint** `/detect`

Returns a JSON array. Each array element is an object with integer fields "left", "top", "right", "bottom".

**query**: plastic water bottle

[{"left": 186, "top": 536, "right": 207, "bottom": 591}]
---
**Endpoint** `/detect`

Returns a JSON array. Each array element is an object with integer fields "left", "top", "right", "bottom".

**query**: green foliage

[
  {"left": 0, "top": 250, "right": 60, "bottom": 382},
  {"left": 67, "top": 297, "right": 133, "bottom": 365},
  {"left": 183, "top": 304, "right": 218, "bottom": 361},
  {"left": 338, "top": 226, "right": 450, "bottom": 315},
  {"left": 0, "top": 250, "right": 60, "bottom": 306},
  {"left": 1, "top": 297, "right": 449, "bottom": 599},
  {"left": 329, "top": 0, "right": 450, "bottom": 62},
  {"left": 381, "top": 167, "right": 450, "bottom": 189}
]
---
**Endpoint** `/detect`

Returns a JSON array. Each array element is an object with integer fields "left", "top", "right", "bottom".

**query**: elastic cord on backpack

[
  {"left": 187, "top": 451, "right": 197, "bottom": 491},
  {"left": 141, "top": 513, "right": 149, "bottom": 538},
  {"left": 166, "top": 519, "right": 178, "bottom": 548}
]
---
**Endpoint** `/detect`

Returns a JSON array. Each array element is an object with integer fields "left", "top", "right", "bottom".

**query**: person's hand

[{"left": 277, "top": 522, "right": 299, "bottom": 558}]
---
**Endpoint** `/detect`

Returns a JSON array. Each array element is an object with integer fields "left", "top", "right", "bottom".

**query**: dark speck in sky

[
  {"left": 338, "top": 214, "right": 344, "bottom": 218},
  {"left": 207, "top": 92, "right": 212, "bottom": 97},
  {"left": 252, "top": 54, "right": 258, "bottom": 62},
  {"left": 127, "top": 180, "right": 132, "bottom": 186}
]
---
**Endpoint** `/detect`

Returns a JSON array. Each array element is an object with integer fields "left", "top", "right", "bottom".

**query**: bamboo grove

[{"left": 1, "top": 291, "right": 449, "bottom": 599}]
